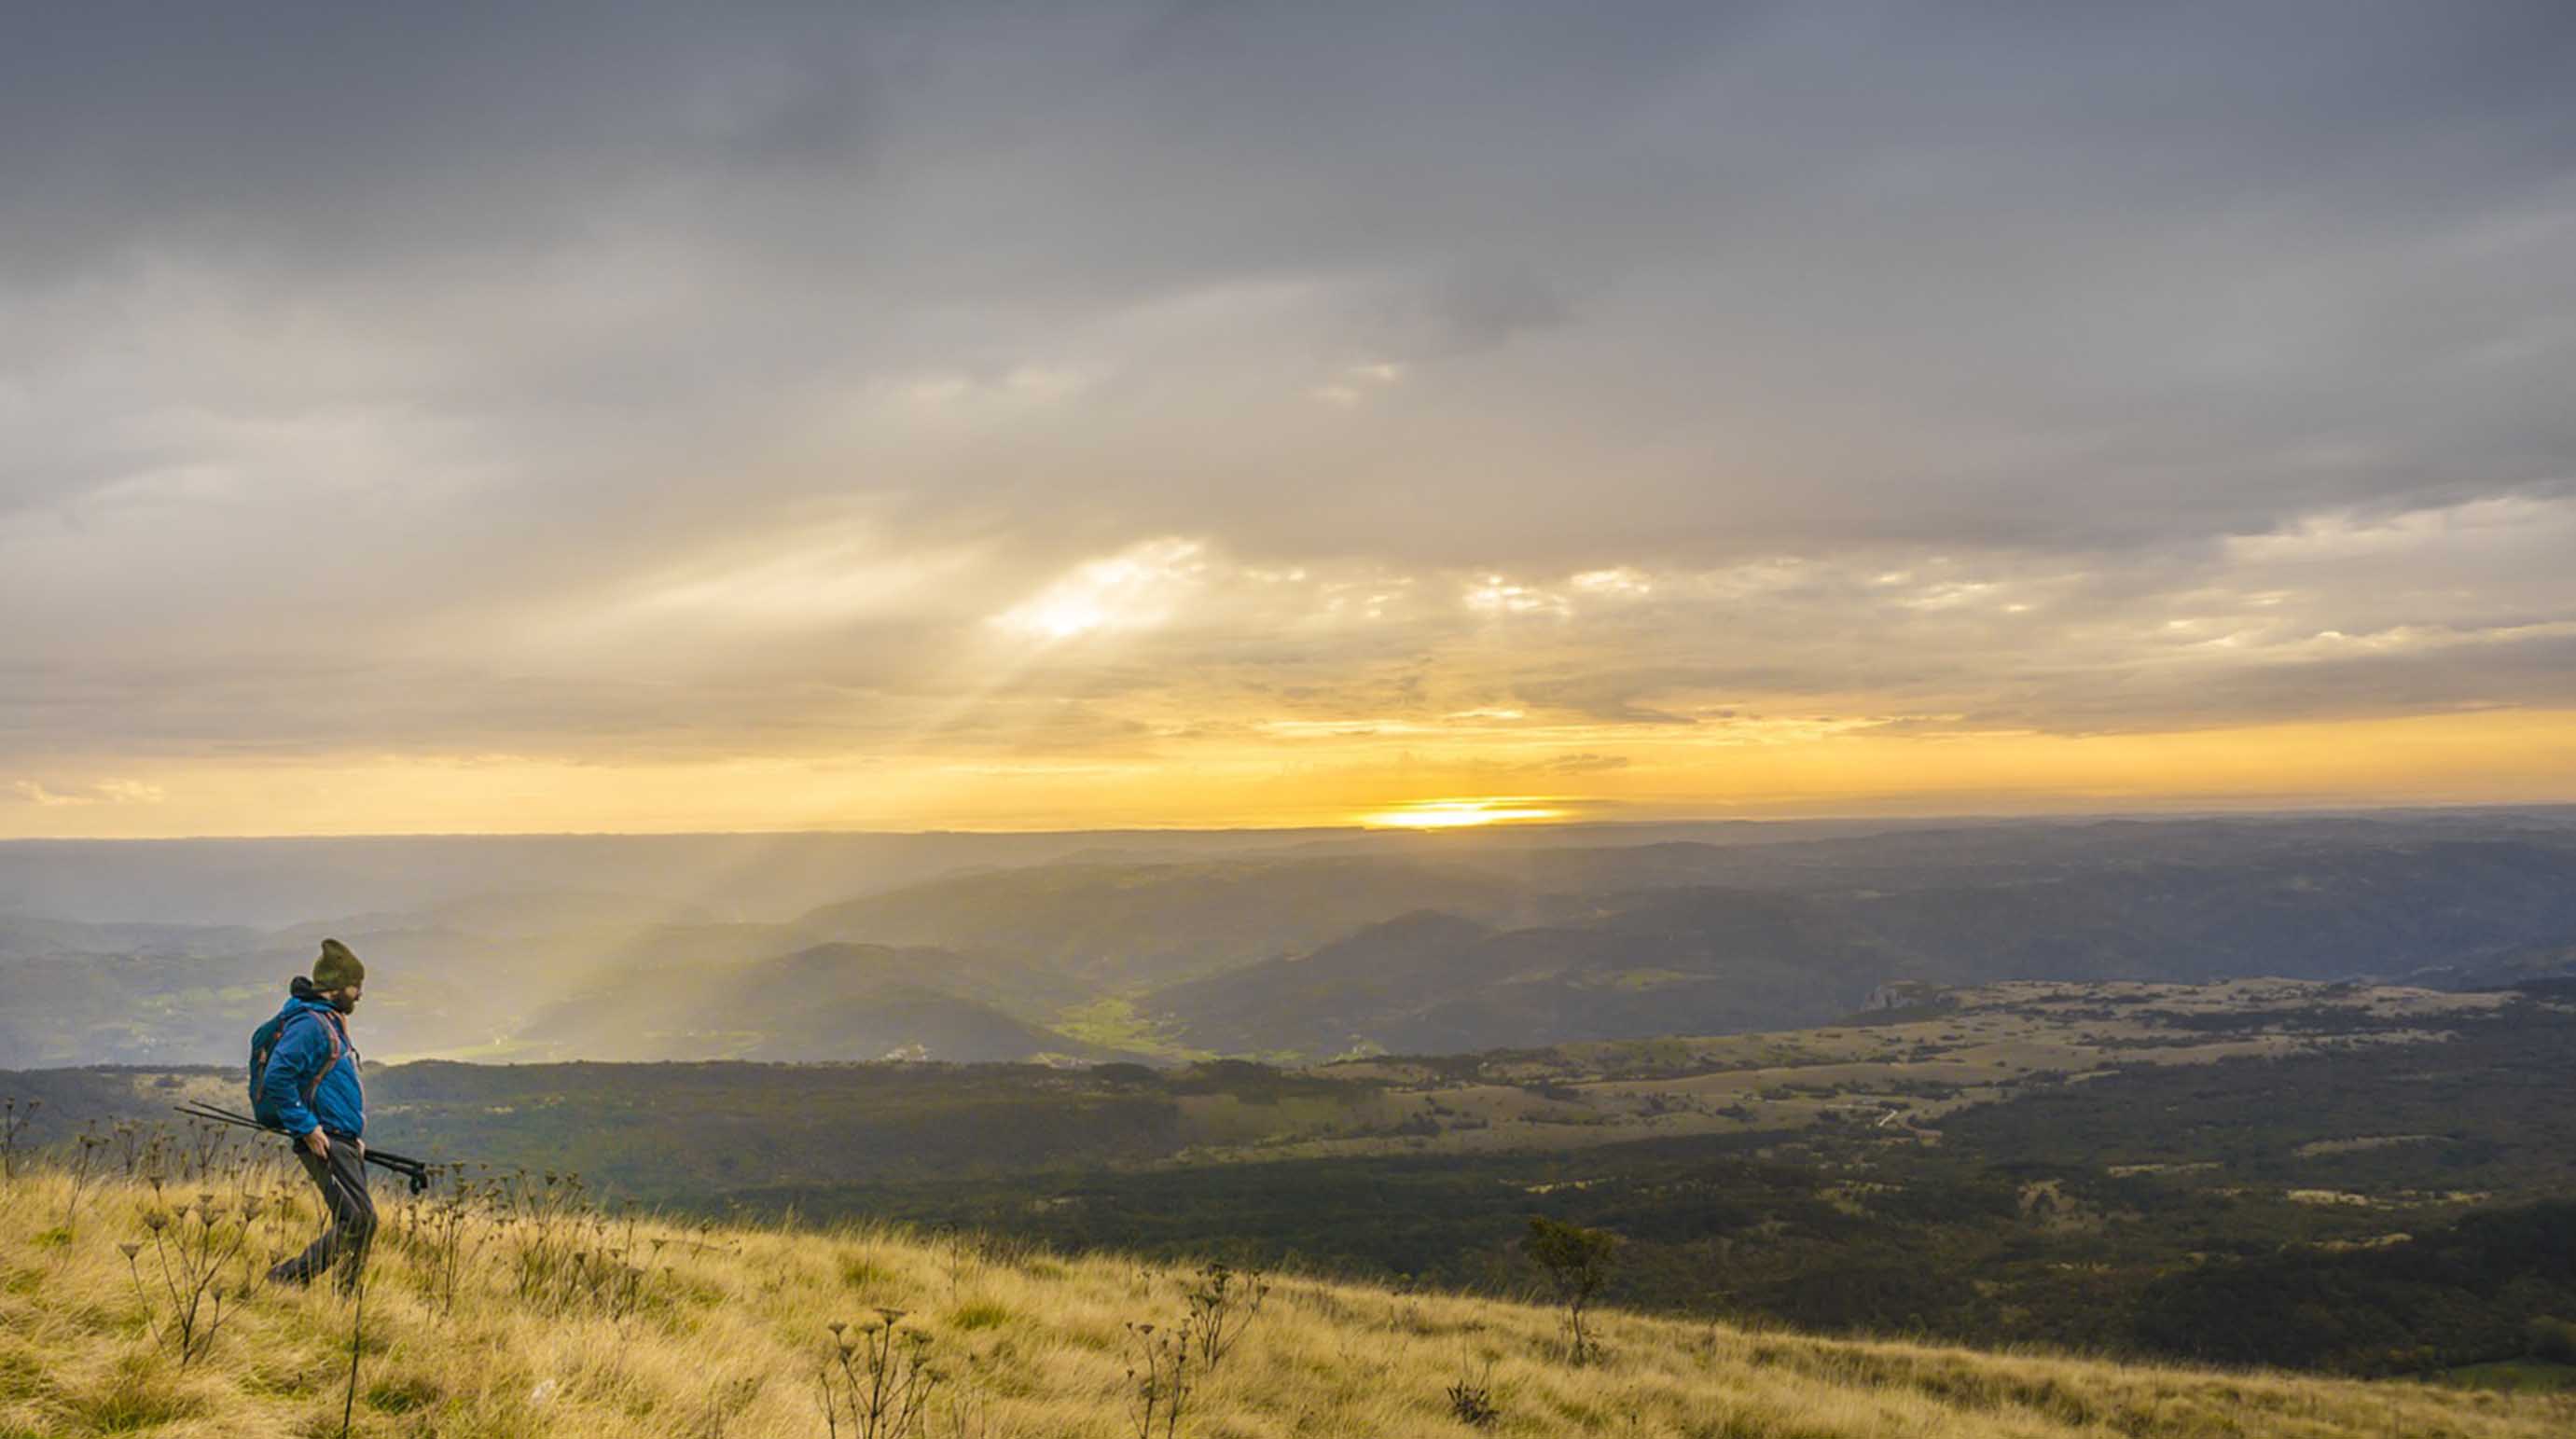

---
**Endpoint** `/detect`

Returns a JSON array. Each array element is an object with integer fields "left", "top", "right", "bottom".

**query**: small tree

[{"left": 1524, "top": 1216, "right": 1618, "bottom": 1364}]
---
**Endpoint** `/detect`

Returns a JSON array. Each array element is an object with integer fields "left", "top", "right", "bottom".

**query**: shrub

[
  {"left": 1525, "top": 1215, "right": 1619, "bottom": 1364},
  {"left": 1445, "top": 1363, "right": 1501, "bottom": 1428},
  {"left": 819, "top": 1310, "right": 942, "bottom": 1439},
  {"left": 1179, "top": 1261, "right": 1268, "bottom": 1372},
  {"left": 1123, "top": 1321, "right": 1191, "bottom": 1439}
]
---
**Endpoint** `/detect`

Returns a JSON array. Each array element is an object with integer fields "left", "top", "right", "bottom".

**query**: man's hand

[{"left": 301, "top": 1128, "right": 330, "bottom": 1159}]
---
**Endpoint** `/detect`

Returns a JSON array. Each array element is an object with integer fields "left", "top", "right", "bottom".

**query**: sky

[{"left": 6, "top": 1, "right": 2576, "bottom": 837}]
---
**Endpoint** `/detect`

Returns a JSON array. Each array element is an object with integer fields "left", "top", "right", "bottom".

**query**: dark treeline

[{"left": 2134, "top": 1202, "right": 2576, "bottom": 1374}]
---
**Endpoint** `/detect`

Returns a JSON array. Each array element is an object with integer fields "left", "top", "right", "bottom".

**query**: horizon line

[{"left": 7, "top": 796, "right": 2575, "bottom": 846}]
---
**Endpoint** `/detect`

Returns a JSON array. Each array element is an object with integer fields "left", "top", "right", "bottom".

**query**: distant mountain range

[
  {"left": 1142, "top": 834, "right": 2576, "bottom": 1055},
  {"left": 789, "top": 854, "right": 1530, "bottom": 988},
  {"left": 7, "top": 809, "right": 2576, "bottom": 1067}
]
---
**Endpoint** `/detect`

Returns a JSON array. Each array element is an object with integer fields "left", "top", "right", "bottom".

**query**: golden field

[{"left": 2, "top": 1155, "right": 2569, "bottom": 1439}]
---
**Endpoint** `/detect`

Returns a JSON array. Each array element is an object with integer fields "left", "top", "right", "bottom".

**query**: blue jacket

[{"left": 257, "top": 997, "right": 364, "bottom": 1139}]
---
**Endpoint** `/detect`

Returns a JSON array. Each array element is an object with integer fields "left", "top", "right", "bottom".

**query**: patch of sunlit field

[
  {"left": 1050, "top": 999, "right": 1217, "bottom": 1065},
  {"left": 1243, "top": 981, "right": 2520, "bottom": 1165},
  {"left": 3, "top": 1160, "right": 2569, "bottom": 1438}
]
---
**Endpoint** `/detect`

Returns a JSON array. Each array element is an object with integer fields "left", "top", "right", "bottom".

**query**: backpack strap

[{"left": 291, "top": 1007, "right": 347, "bottom": 1111}]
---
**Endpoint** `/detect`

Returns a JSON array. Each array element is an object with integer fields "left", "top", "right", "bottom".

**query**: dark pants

[{"left": 271, "top": 1135, "right": 374, "bottom": 1289}]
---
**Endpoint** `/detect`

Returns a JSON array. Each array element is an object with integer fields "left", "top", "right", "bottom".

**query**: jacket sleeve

[{"left": 260, "top": 1014, "right": 325, "bottom": 1137}]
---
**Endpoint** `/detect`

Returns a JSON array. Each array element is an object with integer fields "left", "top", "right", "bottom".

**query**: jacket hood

[{"left": 280, "top": 975, "right": 341, "bottom": 1021}]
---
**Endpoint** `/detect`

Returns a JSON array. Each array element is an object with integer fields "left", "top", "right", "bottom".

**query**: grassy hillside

[
  {"left": 12, "top": 983, "right": 2574, "bottom": 1368},
  {"left": 4, "top": 1160, "right": 2570, "bottom": 1438}
]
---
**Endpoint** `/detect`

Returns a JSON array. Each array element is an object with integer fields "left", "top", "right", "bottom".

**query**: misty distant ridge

[
  {"left": 0, "top": 814, "right": 2054, "bottom": 929},
  {"left": 787, "top": 853, "right": 1533, "bottom": 989},
  {"left": 0, "top": 826, "right": 1347, "bottom": 929},
  {"left": 21, "top": 807, "right": 2570, "bottom": 929},
  {"left": 7, "top": 809, "right": 2576, "bottom": 1069}
]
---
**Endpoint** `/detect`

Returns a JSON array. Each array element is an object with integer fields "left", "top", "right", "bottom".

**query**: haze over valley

[{"left": 8, "top": 808, "right": 2576, "bottom": 1069}]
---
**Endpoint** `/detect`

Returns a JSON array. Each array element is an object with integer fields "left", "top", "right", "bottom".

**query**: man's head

[{"left": 313, "top": 938, "right": 366, "bottom": 1015}]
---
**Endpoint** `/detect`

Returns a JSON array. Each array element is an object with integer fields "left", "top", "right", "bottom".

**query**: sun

[{"left": 1359, "top": 798, "right": 1569, "bottom": 829}]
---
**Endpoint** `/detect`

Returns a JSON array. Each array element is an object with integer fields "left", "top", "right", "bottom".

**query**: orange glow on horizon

[
  {"left": 7, "top": 706, "right": 2575, "bottom": 839},
  {"left": 1359, "top": 799, "right": 1572, "bottom": 829}
]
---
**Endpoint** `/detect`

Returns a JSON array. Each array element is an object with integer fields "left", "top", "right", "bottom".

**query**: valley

[
  {"left": 12, "top": 972, "right": 2573, "bottom": 1379},
  {"left": 8, "top": 811, "right": 2576, "bottom": 1070}
]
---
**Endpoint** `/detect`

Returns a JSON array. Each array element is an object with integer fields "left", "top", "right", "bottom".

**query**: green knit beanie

[{"left": 313, "top": 938, "right": 366, "bottom": 991}]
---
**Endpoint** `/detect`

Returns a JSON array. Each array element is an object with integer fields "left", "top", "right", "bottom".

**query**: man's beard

[{"left": 330, "top": 994, "right": 358, "bottom": 1015}]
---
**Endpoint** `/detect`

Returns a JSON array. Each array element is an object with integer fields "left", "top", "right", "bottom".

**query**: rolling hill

[{"left": 1144, "top": 838, "right": 2576, "bottom": 1056}]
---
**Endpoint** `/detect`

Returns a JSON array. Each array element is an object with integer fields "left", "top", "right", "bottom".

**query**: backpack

[{"left": 248, "top": 1003, "right": 346, "bottom": 1128}]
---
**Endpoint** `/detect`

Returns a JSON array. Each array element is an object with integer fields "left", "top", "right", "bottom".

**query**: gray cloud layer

[{"left": 6, "top": 2, "right": 2575, "bottom": 785}]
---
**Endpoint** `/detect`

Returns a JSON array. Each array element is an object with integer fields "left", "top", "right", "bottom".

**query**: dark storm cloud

[{"left": 6, "top": 1, "right": 2576, "bottom": 777}]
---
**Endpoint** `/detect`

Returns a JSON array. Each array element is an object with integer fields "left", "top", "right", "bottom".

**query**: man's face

[{"left": 328, "top": 983, "right": 362, "bottom": 1016}]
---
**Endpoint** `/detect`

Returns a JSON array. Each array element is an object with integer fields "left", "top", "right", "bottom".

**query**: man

[{"left": 260, "top": 937, "right": 373, "bottom": 1288}]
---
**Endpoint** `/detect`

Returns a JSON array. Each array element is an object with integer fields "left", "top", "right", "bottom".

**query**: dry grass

[{"left": 3, "top": 1158, "right": 2569, "bottom": 1438}]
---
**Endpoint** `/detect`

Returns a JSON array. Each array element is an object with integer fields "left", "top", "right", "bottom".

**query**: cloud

[
  {"left": 7, "top": 779, "right": 165, "bottom": 807},
  {"left": 6, "top": 3, "right": 2576, "bottom": 823},
  {"left": 1536, "top": 753, "right": 1631, "bottom": 776},
  {"left": 990, "top": 538, "right": 1212, "bottom": 641}
]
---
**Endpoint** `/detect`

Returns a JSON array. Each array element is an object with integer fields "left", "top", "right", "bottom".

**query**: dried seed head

[
  {"left": 143, "top": 1211, "right": 170, "bottom": 1233},
  {"left": 118, "top": 1242, "right": 143, "bottom": 1260}
]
